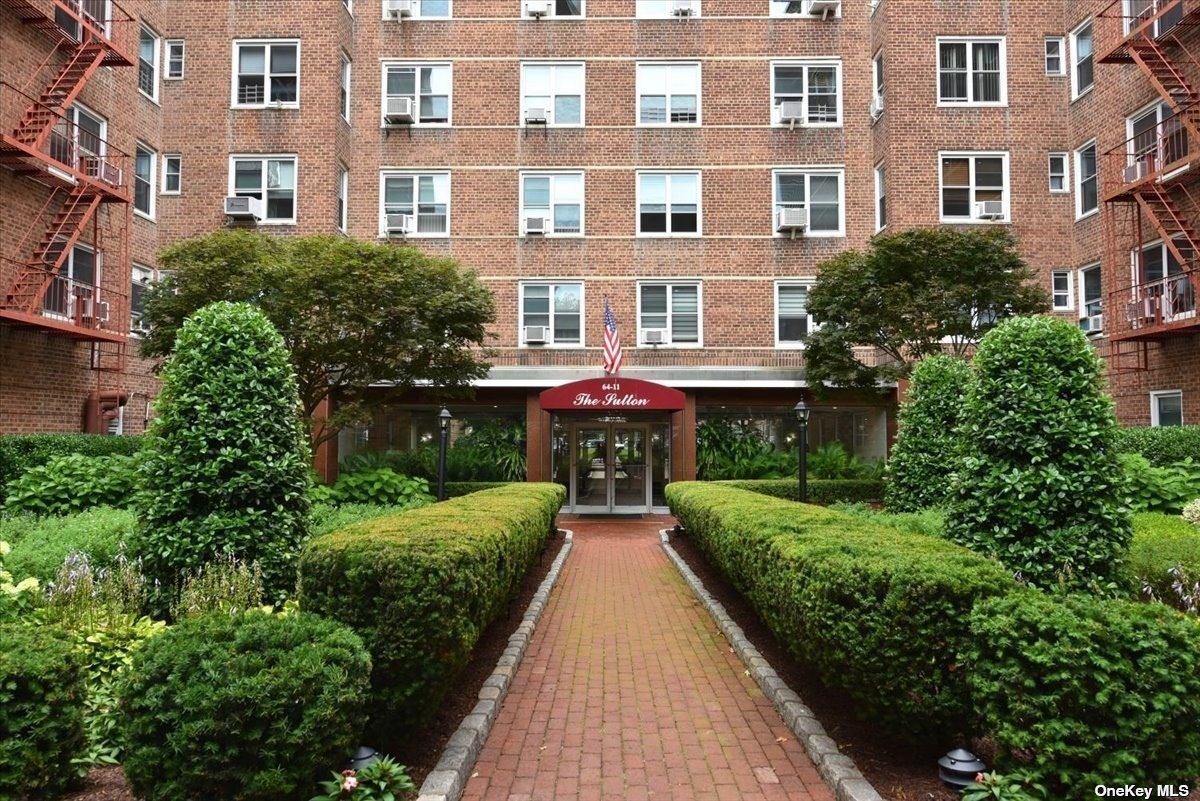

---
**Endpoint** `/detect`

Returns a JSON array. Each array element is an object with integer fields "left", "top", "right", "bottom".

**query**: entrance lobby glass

[
  {"left": 611, "top": 427, "right": 647, "bottom": 510},
  {"left": 568, "top": 422, "right": 653, "bottom": 513}
]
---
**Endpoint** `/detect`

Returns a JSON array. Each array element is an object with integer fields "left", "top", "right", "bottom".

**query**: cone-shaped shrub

[
  {"left": 135, "top": 302, "right": 311, "bottom": 609},
  {"left": 946, "top": 316, "right": 1130, "bottom": 591},
  {"left": 884, "top": 355, "right": 973, "bottom": 512}
]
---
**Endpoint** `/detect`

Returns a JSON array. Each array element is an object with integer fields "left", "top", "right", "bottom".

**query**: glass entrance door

[
  {"left": 611, "top": 426, "right": 648, "bottom": 512},
  {"left": 570, "top": 423, "right": 650, "bottom": 513}
]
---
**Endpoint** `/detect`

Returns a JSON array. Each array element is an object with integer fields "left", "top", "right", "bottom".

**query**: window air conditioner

[
  {"left": 524, "top": 0, "right": 552, "bottom": 17},
  {"left": 525, "top": 107, "right": 548, "bottom": 124},
  {"left": 643, "top": 328, "right": 670, "bottom": 345},
  {"left": 384, "top": 0, "right": 414, "bottom": 19},
  {"left": 869, "top": 94, "right": 884, "bottom": 119},
  {"left": 1127, "top": 296, "right": 1158, "bottom": 323},
  {"left": 776, "top": 207, "right": 809, "bottom": 234},
  {"left": 82, "top": 157, "right": 123, "bottom": 187},
  {"left": 524, "top": 216, "right": 550, "bottom": 235},
  {"left": 95, "top": 300, "right": 110, "bottom": 323},
  {"left": 524, "top": 325, "right": 549, "bottom": 344},
  {"left": 384, "top": 96, "right": 415, "bottom": 125},
  {"left": 975, "top": 200, "right": 1005, "bottom": 220},
  {"left": 807, "top": 0, "right": 840, "bottom": 17},
  {"left": 224, "top": 196, "right": 264, "bottom": 221},
  {"left": 1079, "top": 313, "right": 1103, "bottom": 334},
  {"left": 671, "top": 0, "right": 696, "bottom": 17},
  {"left": 385, "top": 213, "right": 414, "bottom": 234},
  {"left": 778, "top": 100, "right": 804, "bottom": 127},
  {"left": 1124, "top": 158, "right": 1151, "bottom": 183}
]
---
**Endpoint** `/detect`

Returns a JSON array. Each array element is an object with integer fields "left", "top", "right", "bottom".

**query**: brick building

[{"left": 1, "top": 0, "right": 1197, "bottom": 513}]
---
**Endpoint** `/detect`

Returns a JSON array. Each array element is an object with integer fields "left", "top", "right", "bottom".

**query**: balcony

[
  {"left": 0, "top": 0, "right": 136, "bottom": 66},
  {"left": 0, "top": 256, "right": 127, "bottom": 342},
  {"left": 1097, "top": 0, "right": 1200, "bottom": 64},
  {"left": 1102, "top": 110, "right": 1195, "bottom": 202},
  {"left": 1107, "top": 265, "right": 1200, "bottom": 340}
]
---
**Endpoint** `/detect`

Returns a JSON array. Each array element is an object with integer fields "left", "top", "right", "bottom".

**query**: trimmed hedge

[
  {"left": 445, "top": 480, "right": 514, "bottom": 498},
  {"left": 1129, "top": 512, "right": 1200, "bottom": 612},
  {"left": 713, "top": 478, "right": 882, "bottom": 504},
  {"left": 1115, "top": 425, "right": 1200, "bottom": 466},
  {"left": 0, "top": 434, "right": 143, "bottom": 505},
  {"left": 666, "top": 482, "right": 1015, "bottom": 740},
  {"left": 3, "top": 507, "right": 136, "bottom": 582},
  {"left": 0, "top": 624, "right": 87, "bottom": 800},
  {"left": 967, "top": 590, "right": 1200, "bottom": 792},
  {"left": 298, "top": 483, "right": 565, "bottom": 743}
]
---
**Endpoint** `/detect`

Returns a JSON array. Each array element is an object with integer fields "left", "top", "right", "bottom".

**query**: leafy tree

[
  {"left": 805, "top": 228, "right": 1048, "bottom": 390},
  {"left": 884, "top": 355, "right": 974, "bottom": 512},
  {"left": 140, "top": 231, "right": 494, "bottom": 446}
]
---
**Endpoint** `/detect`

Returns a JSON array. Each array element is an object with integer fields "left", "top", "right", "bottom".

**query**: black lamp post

[
  {"left": 437, "top": 407, "right": 451, "bottom": 502},
  {"left": 793, "top": 400, "right": 810, "bottom": 503}
]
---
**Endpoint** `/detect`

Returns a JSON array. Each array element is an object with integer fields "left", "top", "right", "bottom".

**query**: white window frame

[
  {"left": 1051, "top": 270, "right": 1074, "bottom": 311},
  {"left": 43, "top": 242, "right": 100, "bottom": 320},
  {"left": 636, "top": 0, "right": 700, "bottom": 17},
  {"left": 938, "top": 151, "right": 1010, "bottom": 223},
  {"left": 636, "top": 280, "right": 703, "bottom": 348},
  {"left": 382, "top": 0, "right": 452, "bottom": 18},
  {"left": 529, "top": 0, "right": 586, "bottom": 18},
  {"left": 1151, "top": 390, "right": 1185, "bottom": 426},
  {"left": 133, "top": 142, "right": 156, "bottom": 220},
  {"left": 520, "top": 171, "right": 585, "bottom": 237},
  {"left": 1071, "top": 19, "right": 1094, "bottom": 100},
  {"left": 518, "top": 281, "right": 585, "bottom": 347},
  {"left": 228, "top": 155, "right": 298, "bottom": 225},
  {"left": 769, "top": 0, "right": 842, "bottom": 18},
  {"left": 936, "top": 37, "right": 1007, "bottom": 106},
  {"left": 165, "top": 39, "right": 184, "bottom": 80},
  {"left": 774, "top": 280, "right": 816, "bottom": 349},
  {"left": 338, "top": 164, "right": 349, "bottom": 233},
  {"left": 636, "top": 171, "right": 702, "bottom": 237},
  {"left": 874, "top": 162, "right": 887, "bottom": 232},
  {"left": 1045, "top": 36, "right": 1065, "bottom": 76},
  {"left": 872, "top": 49, "right": 884, "bottom": 108},
  {"left": 161, "top": 153, "right": 181, "bottom": 194},
  {"left": 519, "top": 62, "right": 585, "bottom": 128},
  {"left": 1078, "top": 261, "right": 1103, "bottom": 328},
  {"left": 131, "top": 263, "right": 155, "bottom": 334},
  {"left": 138, "top": 25, "right": 160, "bottom": 102},
  {"left": 231, "top": 40, "right": 300, "bottom": 108},
  {"left": 1048, "top": 152, "right": 1069, "bottom": 193},
  {"left": 772, "top": 169, "right": 845, "bottom": 238},
  {"left": 340, "top": 52, "right": 352, "bottom": 123},
  {"left": 378, "top": 171, "right": 451, "bottom": 238},
  {"left": 343, "top": 0, "right": 352, "bottom": 12},
  {"left": 381, "top": 62, "right": 452, "bottom": 127},
  {"left": 770, "top": 60, "right": 842, "bottom": 127},
  {"left": 636, "top": 62, "right": 701, "bottom": 127},
  {"left": 1075, "top": 139, "right": 1099, "bottom": 219}
]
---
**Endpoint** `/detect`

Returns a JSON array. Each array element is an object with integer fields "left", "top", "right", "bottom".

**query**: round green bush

[
  {"left": 885, "top": 355, "right": 973, "bottom": 512},
  {"left": 119, "top": 611, "right": 371, "bottom": 801},
  {"left": 946, "top": 317, "right": 1131, "bottom": 592},
  {"left": 3, "top": 507, "right": 136, "bottom": 582},
  {"left": 0, "top": 624, "right": 86, "bottom": 799},
  {"left": 2, "top": 453, "right": 139, "bottom": 516},
  {"left": 134, "top": 302, "right": 311, "bottom": 610}
]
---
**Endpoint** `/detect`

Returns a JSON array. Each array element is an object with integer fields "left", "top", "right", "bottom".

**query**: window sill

[
  {"left": 1075, "top": 208, "right": 1100, "bottom": 222},
  {"left": 233, "top": 104, "right": 301, "bottom": 111},
  {"left": 936, "top": 101, "right": 1008, "bottom": 108},
  {"left": 519, "top": 343, "right": 586, "bottom": 349},
  {"left": 257, "top": 220, "right": 298, "bottom": 226},
  {"left": 520, "top": 123, "right": 586, "bottom": 129},
  {"left": 138, "top": 91, "right": 160, "bottom": 105},
  {"left": 378, "top": 233, "right": 449, "bottom": 239},
  {"left": 775, "top": 343, "right": 809, "bottom": 350},
  {"left": 521, "top": 234, "right": 585, "bottom": 239},
  {"left": 636, "top": 233, "right": 703, "bottom": 239},
  {"left": 1071, "top": 85, "right": 1095, "bottom": 103},
  {"left": 380, "top": 122, "right": 452, "bottom": 129},
  {"left": 771, "top": 122, "right": 843, "bottom": 129},
  {"left": 635, "top": 344, "right": 703, "bottom": 349},
  {"left": 773, "top": 231, "right": 844, "bottom": 239},
  {"left": 939, "top": 218, "right": 1011, "bottom": 225},
  {"left": 133, "top": 210, "right": 156, "bottom": 223}
]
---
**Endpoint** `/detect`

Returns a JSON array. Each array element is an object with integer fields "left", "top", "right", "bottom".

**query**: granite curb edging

[
  {"left": 415, "top": 529, "right": 574, "bottom": 801},
  {"left": 660, "top": 528, "right": 886, "bottom": 801}
]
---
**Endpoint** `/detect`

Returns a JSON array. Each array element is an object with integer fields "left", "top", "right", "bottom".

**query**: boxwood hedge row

[
  {"left": 666, "top": 482, "right": 1015, "bottom": 740},
  {"left": 712, "top": 478, "right": 882, "bottom": 504},
  {"left": 297, "top": 483, "right": 564, "bottom": 743},
  {"left": 1114, "top": 425, "right": 1200, "bottom": 466},
  {"left": 0, "top": 434, "right": 143, "bottom": 505}
]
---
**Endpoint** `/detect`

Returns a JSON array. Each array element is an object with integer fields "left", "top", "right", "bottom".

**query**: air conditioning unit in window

[
  {"left": 671, "top": 0, "right": 696, "bottom": 17},
  {"left": 524, "top": 0, "right": 551, "bottom": 17},
  {"left": 96, "top": 300, "right": 110, "bottom": 323},
  {"left": 524, "top": 216, "right": 550, "bottom": 236},
  {"left": 776, "top": 207, "right": 809, "bottom": 237},
  {"left": 385, "top": 213, "right": 414, "bottom": 235},
  {"left": 384, "top": 96, "right": 415, "bottom": 125},
  {"left": 779, "top": 100, "right": 804, "bottom": 128},
  {"left": 384, "top": 0, "right": 413, "bottom": 19},
  {"left": 1079, "top": 312, "right": 1104, "bottom": 334},
  {"left": 524, "top": 325, "right": 549, "bottom": 344},
  {"left": 643, "top": 328, "right": 670, "bottom": 345},
  {"left": 869, "top": 94, "right": 884, "bottom": 119},
  {"left": 224, "top": 196, "right": 264, "bottom": 221},
  {"left": 808, "top": 0, "right": 840, "bottom": 18},
  {"left": 81, "top": 156, "right": 122, "bottom": 187},
  {"left": 525, "top": 107, "right": 548, "bottom": 125},
  {"left": 1124, "top": 158, "right": 1151, "bottom": 183},
  {"left": 975, "top": 200, "right": 1005, "bottom": 220},
  {"left": 1127, "top": 296, "right": 1158, "bottom": 324}
]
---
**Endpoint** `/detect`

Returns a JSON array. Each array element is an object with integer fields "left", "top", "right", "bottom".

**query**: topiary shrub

[
  {"left": 966, "top": 590, "right": 1200, "bottom": 793},
  {"left": 0, "top": 624, "right": 86, "bottom": 799},
  {"left": 3, "top": 507, "right": 136, "bottom": 583},
  {"left": 0, "top": 433, "right": 143, "bottom": 505},
  {"left": 119, "top": 611, "right": 371, "bottom": 801},
  {"left": 1114, "top": 425, "right": 1200, "bottom": 466},
  {"left": 2, "top": 453, "right": 139, "bottom": 516},
  {"left": 134, "top": 302, "right": 312, "bottom": 610},
  {"left": 946, "top": 316, "right": 1131, "bottom": 592},
  {"left": 885, "top": 355, "right": 973, "bottom": 512}
]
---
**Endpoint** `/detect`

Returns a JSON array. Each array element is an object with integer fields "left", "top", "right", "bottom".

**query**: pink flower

[
  {"left": 975, "top": 773, "right": 985, "bottom": 783},
  {"left": 341, "top": 774, "right": 359, "bottom": 792}
]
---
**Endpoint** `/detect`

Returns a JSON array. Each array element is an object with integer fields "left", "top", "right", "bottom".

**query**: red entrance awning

[{"left": 539, "top": 377, "right": 686, "bottom": 412}]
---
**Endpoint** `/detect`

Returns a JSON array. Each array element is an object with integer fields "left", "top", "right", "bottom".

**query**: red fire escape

[
  {"left": 0, "top": 0, "right": 136, "bottom": 407},
  {"left": 1098, "top": 0, "right": 1200, "bottom": 371}
]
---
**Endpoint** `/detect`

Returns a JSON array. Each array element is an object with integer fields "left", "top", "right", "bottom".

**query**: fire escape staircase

[
  {"left": 3, "top": 184, "right": 104, "bottom": 314},
  {"left": 14, "top": 42, "right": 108, "bottom": 151}
]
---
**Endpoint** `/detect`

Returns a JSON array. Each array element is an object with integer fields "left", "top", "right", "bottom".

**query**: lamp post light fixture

[
  {"left": 437, "top": 407, "right": 451, "bottom": 502},
  {"left": 793, "top": 400, "right": 810, "bottom": 503}
]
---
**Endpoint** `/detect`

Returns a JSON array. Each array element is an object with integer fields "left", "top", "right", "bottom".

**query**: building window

[
  {"left": 637, "top": 63, "right": 700, "bottom": 125},
  {"left": 774, "top": 170, "right": 844, "bottom": 236},
  {"left": 134, "top": 144, "right": 155, "bottom": 219},
  {"left": 165, "top": 39, "right": 184, "bottom": 80},
  {"left": 875, "top": 163, "right": 887, "bottom": 231},
  {"left": 338, "top": 165, "right": 348, "bottom": 232},
  {"left": 1075, "top": 140, "right": 1098, "bottom": 218},
  {"left": 521, "top": 63, "right": 584, "bottom": 126},
  {"left": 1052, "top": 270, "right": 1073, "bottom": 310},
  {"left": 1129, "top": 101, "right": 1188, "bottom": 172},
  {"left": 53, "top": 104, "right": 106, "bottom": 170},
  {"left": 637, "top": 0, "right": 699, "bottom": 17},
  {"left": 162, "top": 154, "right": 181, "bottom": 194},
  {"left": 386, "top": 0, "right": 450, "bottom": 17},
  {"left": 230, "top": 156, "right": 297, "bottom": 223},
  {"left": 770, "top": 0, "right": 837, "bottom": 16},
  {"left": 939, "top": 152, "right": 1008, "bottom": 222},
  {"left": 872, "top": 50, "right": 884, "bottom": 109},
  {"left": 340, "top": 53, "right": 351, "bottom": 122},
  {"left": 1045, "top": 36, "right": 1064, "bottom": 75},
  {"left": 1079, "top": 262, "right": 1103, "bottom": 331},
  {"left": 1071, "top": 20, "right": 1094, "bottom": 98},
  {"left": 233, "top": 41, "right": 299, "bottom": 107},
  {"left": 534, "top": 0, "right": 584, "bottom": 17},
  {"left": 1048, "top": 153, "right": 1068, "bottom": 192},
  {"left": 521, "top": 172, "right": 583, "bottom": 236},
  {"left": 637, "top": 172, "right": 700, "bottom": 236},
  {"left": 771, "top": 61, "right": 841, "bottom": 126},
  {"left": 937, "top": 38, "right": 1005, "bottom": 105},
  {"left": 1137, "top": 240, "right": 1184, "bottom": 287},
  {"left": 520, "top": 282, "right": 583, "bottom": 346},
  {"left": 638, "top": 282, "right": 701, "bottom": 346},
  {"left": 1152, "top": 390, "right": 1184, "bottom": 426},
  {"left": 380, "top": 172, "right": 450, "bottom": 236},
  {"left": 383, "top": 63, "right": 451, "bottom": 125},
  {"left": 776, "top": 283, "right": 811, "bottom": 347},
  {"left": 138, "top": 25, "right": 159, "bottom": 101},
  {"left": 43, "top": 244, "right": 96, "bottom": 318},
  {"left": 131, "top": 264, "right": 155, "bottom": 333}
]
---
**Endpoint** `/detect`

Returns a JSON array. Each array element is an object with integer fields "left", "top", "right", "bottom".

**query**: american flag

[{"left": 602, "top": 298, "right": 623, "bottom": 375}]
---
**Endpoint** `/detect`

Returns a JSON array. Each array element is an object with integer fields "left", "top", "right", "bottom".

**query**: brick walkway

[{"left": 460, "top": 516, "right": 836, "bottom": 801}]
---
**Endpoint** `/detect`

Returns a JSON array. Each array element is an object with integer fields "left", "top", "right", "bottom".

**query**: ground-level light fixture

[
  {"left": 437, "top": 407, "right": 452, "bottom": 501},
  {"left": 938, "top": 748, "right": 986, "bottom": 790},
  {"left": 793, "top": 399, "right": 810, "bottom": 503}
]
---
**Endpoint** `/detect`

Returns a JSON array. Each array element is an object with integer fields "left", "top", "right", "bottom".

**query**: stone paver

[{"left": 461, "top": 516, "right": 836, "bottom": 801}]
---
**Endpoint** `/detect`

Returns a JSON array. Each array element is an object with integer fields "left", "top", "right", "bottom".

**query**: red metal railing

[
  {"left": 1108, "top": 265, "right": 1200, "bottom": 333},
  {"left": 1097, "top": 0, "right": 1198, "bottom": 63},
  {"left": 0, "top": 254, "right": 128, "bottom": 335},
  {"left": 1101, "top": 108, "right": 1193, "bottom": 200}
]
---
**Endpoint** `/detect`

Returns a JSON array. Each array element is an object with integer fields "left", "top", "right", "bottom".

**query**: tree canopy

[
  {"left": 140, "top": 231, "right": 494, "bottom": 445},
  {"left": 804, "top": 228, "right": 1049, "bottom": 390}
]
